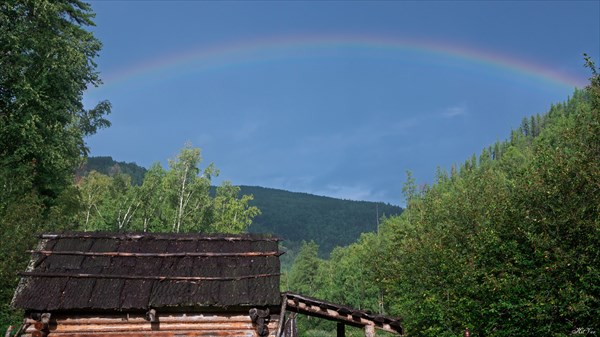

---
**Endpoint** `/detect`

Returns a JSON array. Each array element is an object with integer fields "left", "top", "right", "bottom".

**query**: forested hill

[
  {"left": 77, "top": 156, "right": 147, "bottom": 185},
  {"left": 77, "top": 158, "right": 402, "bottom": 257},
  {"left": 239, "top": 185, "right": 402, "bottom": 257}
]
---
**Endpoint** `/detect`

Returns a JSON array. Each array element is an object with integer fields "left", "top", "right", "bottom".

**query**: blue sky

[{"left": 84, "top": 1, "right": 599, "bottom": 205}]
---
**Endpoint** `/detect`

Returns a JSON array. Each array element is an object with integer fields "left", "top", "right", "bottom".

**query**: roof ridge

[
  {"left": 19, "top": 271, "right": 281, "bottom": 282},
  {"left": 40, "top": 233, "right": 281, "bottom": 241}
]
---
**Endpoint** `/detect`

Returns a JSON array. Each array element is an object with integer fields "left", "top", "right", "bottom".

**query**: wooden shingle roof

[{"left": 12, "top": 233, "right": 281, "bottom": 312}]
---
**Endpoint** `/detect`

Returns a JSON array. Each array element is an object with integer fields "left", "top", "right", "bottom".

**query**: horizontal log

[
  {"left": 25, "top": 312, "right": 279, "bottom": 326},
  {"left": 27, "top": 250, "right": 283, "bottom": 257},
  {"left": 26, "top": 322, "right": 278, "bottom": 333},
  {"left": 23, "top": 313, "right": 281, "bottom": 336},
  {"left": 23, "top": 330, "right": 277, "bottom": 337},
  {"left": 26, "top": 314, "right": 281, "bottom": 325},
  {"left": 19, "top": 272, "right": 280, "bottom": 281},
  {"left": 337, "top": 308, "right": 351, "bottom": 315}
]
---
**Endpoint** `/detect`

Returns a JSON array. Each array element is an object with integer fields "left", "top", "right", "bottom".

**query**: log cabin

[{"left": 11, "top": 233, "right": 403, "bottom": 337}]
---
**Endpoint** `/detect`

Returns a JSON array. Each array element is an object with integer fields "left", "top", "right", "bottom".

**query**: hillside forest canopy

[{"left": 1, "top": 1, "right": 599, "bottom": 337}]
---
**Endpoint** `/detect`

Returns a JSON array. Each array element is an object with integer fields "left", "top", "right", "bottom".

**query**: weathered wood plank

[
  {"left": 26, "top": 314, "right": 280, "bottom": 325},
  {"left": 364, "top": 325, "right": 375, "bottom": 337},
  {"left": 42, "top": 322, "right": 277, "bottom": 333},
  {"left": 23, "top": 314, "right": 280, "bottom": 337}
]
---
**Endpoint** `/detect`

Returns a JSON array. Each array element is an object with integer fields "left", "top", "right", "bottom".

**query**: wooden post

[
  {"left": 275, "top": 294, "right": 287, "bottom": 337},
  {"left": 364, "top": 324, "right": 375, "bottom": 337},
  {"left": 337, "top": 322, "right": 345, "bottom": 337}
]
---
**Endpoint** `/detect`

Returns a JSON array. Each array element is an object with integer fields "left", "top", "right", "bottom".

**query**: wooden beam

[
  {"left": 22, "top": 313, "right": 280, "bottom": 336},
  {"left": 26, "top": 330, "right": 276, "bottom": 337},
  {"left": 42, "top": 322, "right": 262, "bottom": 333},
  {"left": 285, "top": 299, "right": 398, "bottom": 334},
  {"left": 275, "top": 294, "right": 287, "bottom": 337},
  {"left": 337, "top": 323, "right": 345, "bottom": 337},
  {"left": 26, "top": 314, "right": 275, "bottom": 325}
]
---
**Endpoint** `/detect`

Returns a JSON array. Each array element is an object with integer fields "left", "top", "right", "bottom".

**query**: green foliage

[
  {"left": 288, "top": 241, "right": 324, "bottom": 295},
  {"left": 287, "top": 61, "right": 600, "bottom": 337},
  {"left": 163, "top": 145, "right": 215, "bottom": 233},
  {"left": 210, "top": 181, "right": 259, "bottom": 233},
  {"left": 0, "top": 0, "right": 111, "bottom": 207},
  {"left": 285, "top": 237, "right": 393, "bottom": 337},
  {"left": 286, "top": 241, "right": 336, "bottom": 336},
  {"left": 75, "top": 144, "right": 260, "bottom": 233},
  {"left": 380, "top": 84, "right": 599, "bottom": 336},
  {"left": 322, "top": 233, "right": 385, "bottom": 313},
  {"left": 0, "top": 0, "right": 109, "bottom": 330}
]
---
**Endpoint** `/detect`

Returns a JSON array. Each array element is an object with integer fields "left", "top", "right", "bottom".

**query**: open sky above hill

[{"left": 84, "top": 0, "right": 599, "bottom": 205}]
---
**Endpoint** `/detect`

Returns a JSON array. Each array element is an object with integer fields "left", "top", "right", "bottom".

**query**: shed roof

[
  {"left": 12, "top": 233, "right": 281, "bottom": 312},
  {"left": 283, "top": 292, "right": 403, "bottom": 335}
]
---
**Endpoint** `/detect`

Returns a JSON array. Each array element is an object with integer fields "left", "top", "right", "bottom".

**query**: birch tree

[
  {"left": 209, "top": 181, "right": 260, "bottom": 233},
  {"left": 164, "top": 144, "right": 216, "bottom": 233},
  {"left": 137, "top": 163, "right": 166, "bottom": 232},
  {"left": 109, "top": 174, "right": 140, "bottom": 230},
  {"left": 75, "top": 144, "right": 259, "bottom": 234},
  {"left": 78, "top": 171, "right": 111, "bottom": 230}
]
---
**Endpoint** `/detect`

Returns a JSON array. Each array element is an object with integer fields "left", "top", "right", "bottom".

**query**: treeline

[
  {"left": 1, "top": 0, "right": 112, "bottom": 328},
  {"left": 77, "top": 144, "right": 259, "bottom": 233},
  {"left": 75, "top": 156, "right": 404, "bottom": 258},
  {"left": 77, "top": 156, "right": 147, "bottom": 186},
  {"left": 285, "top": 62, "right": 599, "bottom": 336},
  {"left": 241, "top": 186, "right": 402, "bottom": 259},
  {"left": 74, "top": 158, "right": 404, "bottom": 259}
]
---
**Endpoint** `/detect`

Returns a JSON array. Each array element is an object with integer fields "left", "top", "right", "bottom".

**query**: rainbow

[{"left": 99, "top": 35, "right": 587, "bottom": 90}]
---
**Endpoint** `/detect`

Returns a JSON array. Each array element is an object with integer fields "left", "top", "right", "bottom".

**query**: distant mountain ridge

[
  {"left": 79, "top": 156, "right": 403, "bottom": 258},
  {"left": 239, "top": 185, "right": 402, "bottom": 258},
  {"left": 78, "top": 156, "right": 147, "bottom": 185}
]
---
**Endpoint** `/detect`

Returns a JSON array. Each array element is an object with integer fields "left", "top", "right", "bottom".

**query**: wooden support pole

[
  {"left": 337, "top": 322, "right": 345, "bottom": 337},
  {"left": 4, "top": 326, "right": 13, "bottom": 337},
  {"left": 275, "top": 295, "right": 287, "bottom": 337},
  {"left": 364, "top": 324, "right": 375, "bottom": 337}
]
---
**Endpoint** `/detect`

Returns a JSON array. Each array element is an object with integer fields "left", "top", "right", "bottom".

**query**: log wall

[{"left": 23, "top": 313, "right": 280, "bottom": 337}]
